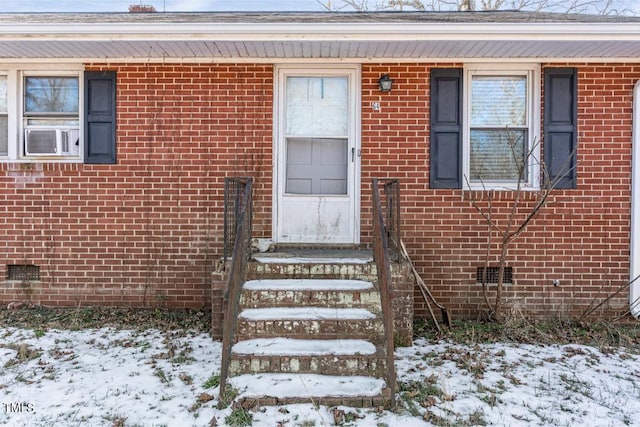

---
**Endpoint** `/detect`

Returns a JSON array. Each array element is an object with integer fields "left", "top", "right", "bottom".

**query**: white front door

[{"left": 274, "top": 65, "right": 360, "bottom": 244}]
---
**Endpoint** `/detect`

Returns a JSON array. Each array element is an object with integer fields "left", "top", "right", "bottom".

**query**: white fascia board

[{"left": 1, "top": 22, "right": 640, "bottom": 42}]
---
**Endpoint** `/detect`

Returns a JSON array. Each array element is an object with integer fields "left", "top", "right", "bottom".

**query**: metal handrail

[
  {"left": 218, "top": 177, "right": 253, "bottom": 407},
  {"left": 383, "top": 179, "right": 401, "bottom": 257},
  {"left": 371, "top": 178, "right": 398, "bottom": 408},
  {"left": 223, "top": 177, "right": 253, "bottom": 266}
]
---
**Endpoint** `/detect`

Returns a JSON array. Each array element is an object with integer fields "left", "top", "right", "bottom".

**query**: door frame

[
  {"left": 631, "top": 79, "right": 640, "bottom": 317},
  {"left": 272, "top": 64, "right": 361, "bottom": 244}
]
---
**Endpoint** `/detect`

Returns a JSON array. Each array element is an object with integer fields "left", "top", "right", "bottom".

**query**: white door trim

[
  {"left": 631, "top": 79, "right": 640, "bottom": 318},
  {"left": 272, "top": 64, "right": 361, "bottom": 244}
]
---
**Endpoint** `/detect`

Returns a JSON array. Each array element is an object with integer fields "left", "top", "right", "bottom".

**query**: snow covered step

[
  {"left": 252, "top": 254, "right": 373, "bottom": 264},
  {"left": 232, "top": 338, "right": 377, "bottom": 356},
  {"left": 241, "top": 279, "right": 381, "bottom": 312},
  {"left": 229, "top": 373, "right": 392, "bottom": 408},
  {"left": 235, "top": 307, "right": 383, "bottom": 341},
  {"left": 240, "top": 307, "right": 375, "bottom": 321},
  {"left": 243, "top": 279, "right": 373, "bottom": 291},
  {"left": 229, "top": 338, "right": 386, "bottom": 376}
]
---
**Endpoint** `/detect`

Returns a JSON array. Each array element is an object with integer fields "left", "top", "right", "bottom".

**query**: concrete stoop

[{"left": 228, "top": 253, "right": 394, "bottom": 408}]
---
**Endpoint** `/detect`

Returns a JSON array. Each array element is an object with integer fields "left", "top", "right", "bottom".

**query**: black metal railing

[
  {"left": 219, "top": 177, "right": 253, "bottom": 407},
  {"left": 381, "top": 179, "right": 401, "bottom": 257},
  {"left": 223, "top": 177, "right": 253, "bottom": 265},
  {"left": 371, "top": 178, "right": 399, "bottom": 408}
]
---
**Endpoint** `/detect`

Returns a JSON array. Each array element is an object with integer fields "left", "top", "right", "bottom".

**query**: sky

[
  {"left": 0, "top": 0, "right": 638, "bottom": 13},
  {"left": 0, "top": 0, "right": 327, "bottom": 12}
]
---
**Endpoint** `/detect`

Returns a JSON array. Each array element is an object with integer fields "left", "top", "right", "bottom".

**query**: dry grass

[
  {"left": 0, "top": 306, "right": 211, "bottom": 332},
  {"left": 415, "top": 317, "right": 640, "bottom": 353}
]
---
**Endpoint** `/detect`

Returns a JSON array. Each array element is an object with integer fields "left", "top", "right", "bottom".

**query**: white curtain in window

[
  {"left": 470, "top": 76, "right": 527, "bottom": 181},
  {"left": 471, "top": 76, "right": 526, "bottom": 127},
  {"left": 286, "top": 77, "right": 348, "bottom": 137}
]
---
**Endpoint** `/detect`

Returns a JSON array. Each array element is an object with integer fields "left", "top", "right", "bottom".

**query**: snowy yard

[{"left": 0, "top": 325, "right": 638, "bottom": 426}]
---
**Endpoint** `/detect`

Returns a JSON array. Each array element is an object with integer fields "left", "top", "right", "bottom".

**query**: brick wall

[
  {"left": 1, "top": 64, "right": 274, "bottom": 308},
  {"left": 360, "top": 63, "right": 637, "bottom": 320},
  {"left": 1, "top": 61, "right": 636, "bottom": 321}
]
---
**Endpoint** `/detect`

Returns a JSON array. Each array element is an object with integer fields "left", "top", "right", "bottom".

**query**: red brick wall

[
  {"left": 1, "top": 62, "right": 636, "bottom": 321},
  {"left": 361, "top": 63, "right": 637, "bottom": 320},
  {"left": 1, "top": 64, "right": 273, "bottom": 308}
]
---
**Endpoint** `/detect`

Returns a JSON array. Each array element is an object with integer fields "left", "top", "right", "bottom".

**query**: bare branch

[
  {"left": 320, "top": 0, "right": 631, "bottom": 14},
  {"left": 463, "top": 127, "right": 578, "bottom": 321},
  {"left": 578, "top": 275, "right": 640, "bottom": 322}
]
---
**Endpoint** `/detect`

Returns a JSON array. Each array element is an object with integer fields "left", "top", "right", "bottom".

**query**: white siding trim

[
  {"left": 2, "top": 23, "right": 640, "bottom": 41},
  {"left": 631, "top": 80, "right": 640, "bottom": 318}
]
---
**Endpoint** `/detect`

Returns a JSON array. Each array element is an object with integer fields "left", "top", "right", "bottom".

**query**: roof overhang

[{"left": 0, "top": 12, "right": 639, "bottom": 63}]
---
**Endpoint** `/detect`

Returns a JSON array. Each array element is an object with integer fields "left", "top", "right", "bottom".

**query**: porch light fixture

[{"left": 378, "top": 74, "right": 394, "bottom": 92}]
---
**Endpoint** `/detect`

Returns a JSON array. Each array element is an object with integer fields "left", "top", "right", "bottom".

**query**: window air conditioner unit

[{"left": 24, "top": 128, "right": 79, "bottom": 156}]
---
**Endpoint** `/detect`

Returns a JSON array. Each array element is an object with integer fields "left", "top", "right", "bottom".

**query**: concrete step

[
  {"left": 229, "top": 373, "right": 393, "bottom": 408},
  {"left": 235, "top": 307, "right": 383, "bottom": 341},
  {"left": 229, "top": 338, "right": 386, "bottom": 376},
  {"left": 240, "top": 279, "right": 381, "bottom": 312},
  {"left": 252, "top": 252, "right": 373, "bottom": 264},
  {"left": 247, "top": 259, "right": 378, "bottom": 282},
  {"left": 244, "top": 279, "right": 374, "bottom": 291}
]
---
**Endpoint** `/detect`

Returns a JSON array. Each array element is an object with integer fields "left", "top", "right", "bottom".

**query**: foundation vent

[
  {"left": 7, "top": 265, "right": 40, "bottom": 281},
  {"left": 477, "top": 266, "right": 512, "bottom": 285}
]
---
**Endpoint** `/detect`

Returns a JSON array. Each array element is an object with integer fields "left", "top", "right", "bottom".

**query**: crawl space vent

[
  {"left": 7, "top": 265, "right": 40, "bottom": 281},
  {"left": 477, "top": 266, "right": 512, "bottom": 284}
]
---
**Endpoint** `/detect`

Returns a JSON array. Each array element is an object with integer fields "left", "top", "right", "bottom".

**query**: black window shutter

[
  {"left": 430, "top": 68, "right": 462, "bottom": 189},
  {"left": 84, "top": 71, "right": 116, "bottom": 164},
  {"left": 544, "top": 68, "right": 577, "bottom": 189}
]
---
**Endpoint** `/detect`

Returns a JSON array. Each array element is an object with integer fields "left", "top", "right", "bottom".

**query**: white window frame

[
  {"left": 463, "top": 64, "right": 541, "bottom": 190},
  {"left": 0, "top": 64, "right": 84, "bottom": 162}
]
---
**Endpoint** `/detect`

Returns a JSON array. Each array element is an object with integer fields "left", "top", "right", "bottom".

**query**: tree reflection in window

[{"left": 24, "top": 77, "right": 78, "bottom": 115}]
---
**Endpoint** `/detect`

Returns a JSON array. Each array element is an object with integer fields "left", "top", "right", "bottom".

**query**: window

[
  {"left": 23, "top": 75, "right": 80, "bottom": 157},
  {"left": 285, "top": 76, "right": 349, "bottom": 195},
  {"left": 0, "top": 67, "right": 116, "bottom": 164},
  {"left": 24, "top": 76, "right": 79, "bottom": 116},
  {"left": 430, "top": 66, "right": 577, "bottom": 190},
  {"left": 0, "top": 75, "right": 7, "bottom": 156},
  {"left": 464, "top": 65, "right": 539, "bottom": 189}
]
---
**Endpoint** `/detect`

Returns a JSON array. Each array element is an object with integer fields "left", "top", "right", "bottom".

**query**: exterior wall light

[{"left": 378, "top": 74, "right": 394, "bottom": 92}]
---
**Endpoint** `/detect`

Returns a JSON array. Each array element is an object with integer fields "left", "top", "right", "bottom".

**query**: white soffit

[
  {"left": 0, "top": 14, "right": 639, "bottom": 61},
  {"left": 0, "top": 40, "right": 638, "bottom": 61}
]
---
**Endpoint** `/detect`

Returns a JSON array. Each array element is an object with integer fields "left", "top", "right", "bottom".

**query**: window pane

[
  {"left": 471, "top": 76, "right": 526, "bottom": 127},
  {"left": 27, "top": 118, "right": 79, "bottom": 126},
  {"left": 0, "top": 117, "right": 7, "bottom": 155},
  {"left": 286, "top": 77, "right": 348, "bottom": 136},
  {"left": 25, "top": 77, "right": 78, "bottom": 114},
  {"left": 286, "top": 137, "right": 347, "bottom": 195},
  {"left": 470, "top": 129, "right": 526, "bottom": 181},
  {"left": 0, "top": 75, "right": 6, "bottom": 112},
  {"left": 0, "top": 76, "right": 6, "bottom": 155}
]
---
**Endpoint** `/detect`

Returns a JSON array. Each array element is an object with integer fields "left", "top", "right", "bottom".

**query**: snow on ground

[{"left": 0, "top": 328, "right": 638, "bottom": 426}]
